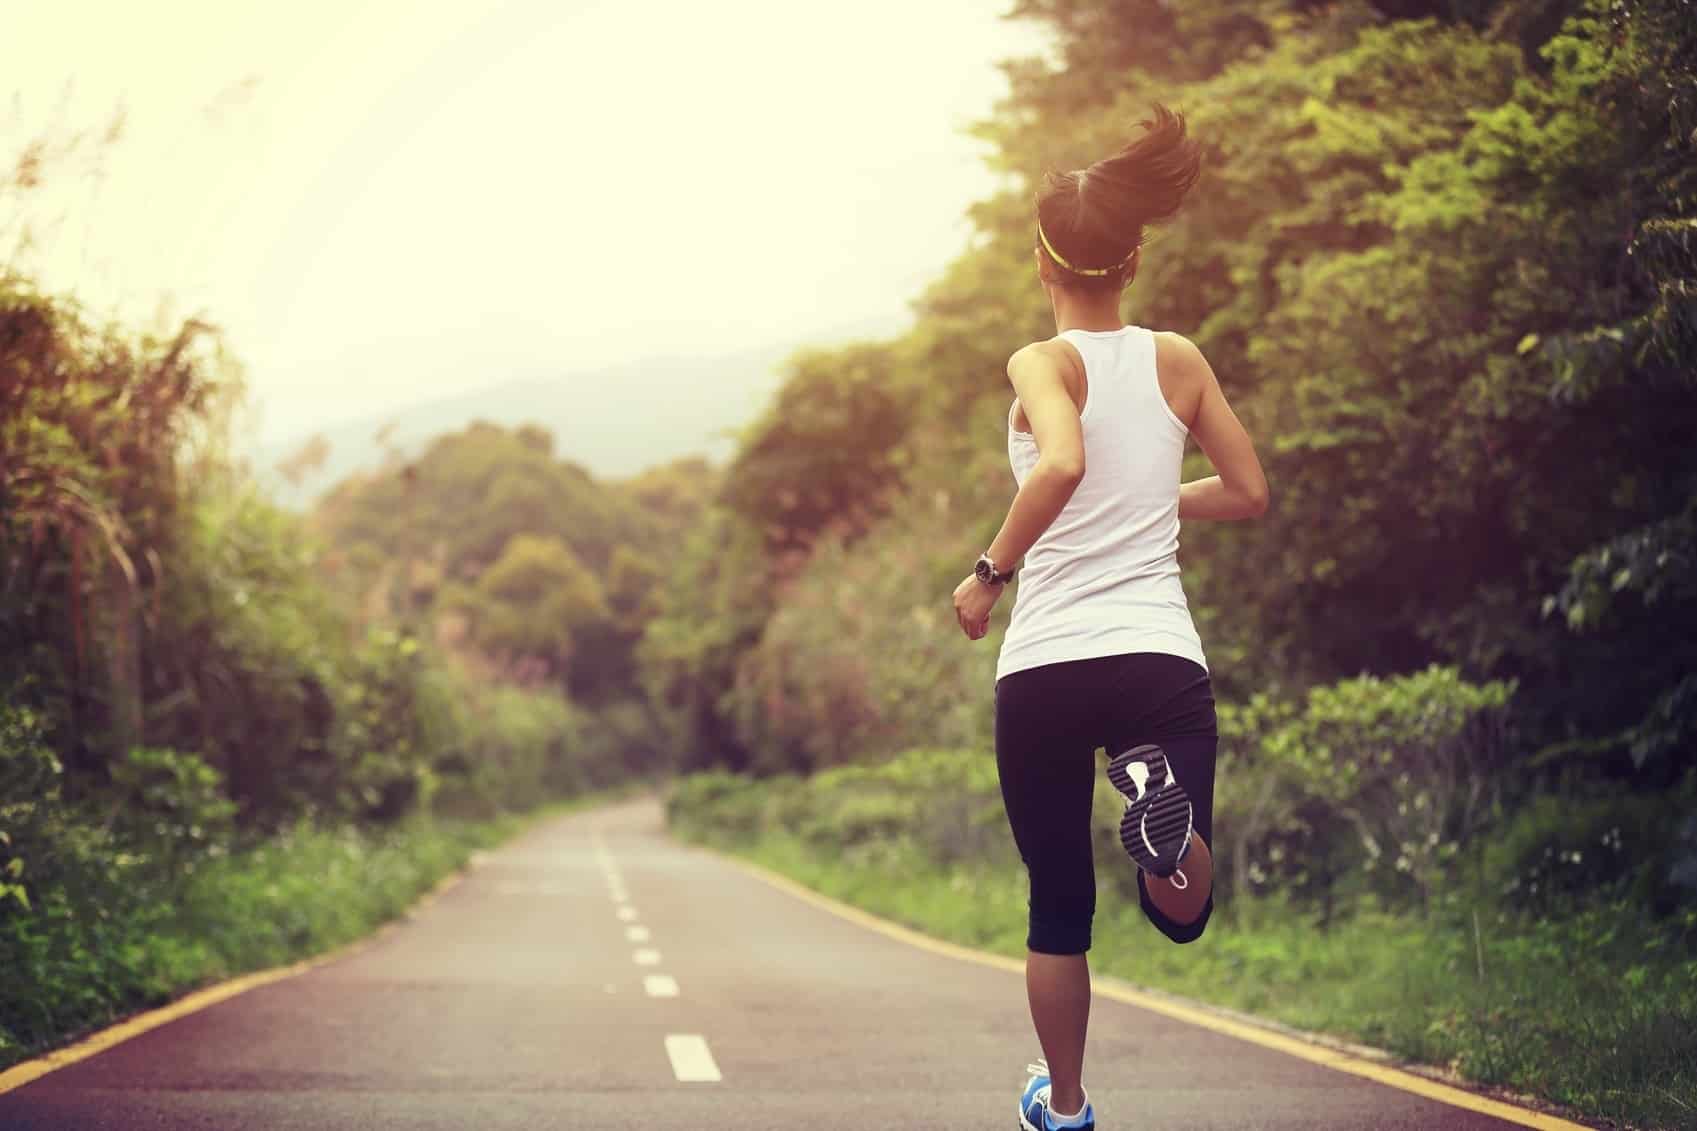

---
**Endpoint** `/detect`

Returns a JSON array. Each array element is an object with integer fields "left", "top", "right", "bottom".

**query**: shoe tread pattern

[{"left": 1107, "top": 744, "right": 1193, "bottom": 878}]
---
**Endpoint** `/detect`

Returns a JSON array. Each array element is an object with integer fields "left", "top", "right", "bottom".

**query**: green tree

[{"left": 471, "top": 534, "right": 609, "bottom": 681}]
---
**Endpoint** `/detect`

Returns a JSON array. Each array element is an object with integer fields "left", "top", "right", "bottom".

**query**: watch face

[{"left": 975, "top": 557, "right": 993, "bottom": 583}]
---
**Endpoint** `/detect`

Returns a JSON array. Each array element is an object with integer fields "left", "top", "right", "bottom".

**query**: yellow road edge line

[
  {"left": 0, "top": 869, "right": 468, "bottom": 1097},
  {"left": 721, "top": 852, "right": 1593, "bottom": 1131}
]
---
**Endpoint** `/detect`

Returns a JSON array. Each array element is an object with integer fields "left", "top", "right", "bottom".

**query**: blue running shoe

[
  {"left": 1106, "top": 743, "right": 1194, "bottom": 880},
  {"left": 1018, "top": 1059, "right": 1095, "bottom": 1131}
]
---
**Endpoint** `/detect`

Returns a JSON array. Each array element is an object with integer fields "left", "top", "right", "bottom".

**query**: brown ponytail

[{"left": 1035, "top": 104, "right": 1202, "bottom": 289}]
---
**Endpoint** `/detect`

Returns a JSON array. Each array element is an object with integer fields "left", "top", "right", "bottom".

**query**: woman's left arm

[{"left": 953, "top": 341, "right": 1087, "bottom": 640}]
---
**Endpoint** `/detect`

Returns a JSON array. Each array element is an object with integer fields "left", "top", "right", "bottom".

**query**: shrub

[
  {"left": 107, "top": 747, "right": 237, "bottom": 872},
  {"left": 334, "top": 629, "right": 444, "bottom": 822},
  {"left": 0, "top": 698, "right": 63, "bottom": 911},
  {"left": 1482, "top": 784, "right": 1696, "bottom": 916},
  {"left": 1225, "top": 666, "right": 1515, "bottom": 912}
]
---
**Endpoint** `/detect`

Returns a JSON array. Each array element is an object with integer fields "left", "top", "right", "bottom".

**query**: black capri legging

[{"left": 995, "top": 651, "right": 1217, "bottom": 955}]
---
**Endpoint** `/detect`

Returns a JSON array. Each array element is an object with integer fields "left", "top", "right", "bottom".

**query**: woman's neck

[{"left": 1048, "top": 285, "right": 1125, "bottom": 334}]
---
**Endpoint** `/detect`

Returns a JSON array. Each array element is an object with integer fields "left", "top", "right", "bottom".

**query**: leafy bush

[
  {"left": 1222, "top": 667, "right": 1514, "bottom": 911},
  {"left": 434, "top": 684, "right": 568, "bottom": 817},
  {"left": 668, "top": 769, "right": 801, "bottom": 846},
  {"left": 722, "top": 487, "right": 1004, "bottom": 774},
  {"left": 0, "top": 698, "right": 63, "bottom": 912},
  {"left": 107, "top": 747, "right": 237, "bottom": 871},
  {"left": 334, "top": 628, "right": 443, "bottom": 822},
  {"left": 1483, "top": 786, "right": 1696, "bottom": 916}
]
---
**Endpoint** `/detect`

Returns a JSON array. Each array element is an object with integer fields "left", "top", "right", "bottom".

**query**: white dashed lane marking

[
  {"left": 664, "top": 1034, "right": 721, "bottom": 1082},
  {"left": 592, "top": 834, "right": 628, "bottom": 902},
  {"left": 590, "top": 838, "right": 689, "bottom": 1027}
]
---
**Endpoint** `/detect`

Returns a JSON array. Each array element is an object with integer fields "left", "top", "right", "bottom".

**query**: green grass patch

[
  {"left": 669, "top": 759, "right": 1697, "bottom": 1130},
  {"left": 0, "top": 800, "right": 592, "bottom": 1074}
]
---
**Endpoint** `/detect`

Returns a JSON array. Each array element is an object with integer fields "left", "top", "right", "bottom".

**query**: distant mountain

[{"left": 252, "top": 316, "right": 907, "bottom": 508}]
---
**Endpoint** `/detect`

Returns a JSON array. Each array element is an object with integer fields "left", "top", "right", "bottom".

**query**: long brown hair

[{"left": 1035, "top": 104, "right": 1202, "bottom": 291}]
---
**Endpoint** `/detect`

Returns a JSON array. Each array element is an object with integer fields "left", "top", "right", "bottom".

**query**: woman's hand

[{"left": 952, "top": 574, "right": 1004, "bottom": 640}]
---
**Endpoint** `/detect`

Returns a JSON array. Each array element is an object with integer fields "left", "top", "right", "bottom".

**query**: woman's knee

[
  {"left": 1027, "top": 868, "right": 1096, "bottom": 954},
  {"left": 1139, "top": 871, "right": 1214, "bottom": 944},
  {"left": 1027, "top": 911, "right": 1093, "bottom": 955},
  {"left": 1153, "top": 900, "right": 1212, "bottom": 944}
]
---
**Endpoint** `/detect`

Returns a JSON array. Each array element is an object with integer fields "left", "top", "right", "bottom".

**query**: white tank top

[{"left": 996, "top": 325, "right": 1207, "bottom": 682}]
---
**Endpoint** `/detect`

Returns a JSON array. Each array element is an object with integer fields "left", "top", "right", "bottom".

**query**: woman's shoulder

[
  {"left": 1150, "top": 329, "right": 1206, "bottom": 369},
  {"left": 1009, "top": 335, "right": 1087, "bottom": 380},
  {"left": 1150, "top": 330, "right": 1210, "bottom": 427},
  {"left": 1010, "top": 334, "right": 1074, "bottom": 359}
]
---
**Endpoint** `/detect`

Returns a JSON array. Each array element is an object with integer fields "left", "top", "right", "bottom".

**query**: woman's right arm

[{"left": 1157, "top": 332, "right": 1270, "bottom": 521}]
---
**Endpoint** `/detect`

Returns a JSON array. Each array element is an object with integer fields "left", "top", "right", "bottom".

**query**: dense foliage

[
  {"left": 0, "top": 244, "right": 652, "bottom": 1061},
  {"left": 646, "top": 0, "right": 1696, "bottom": 895},
  {"left": 0, "top": 280, "right": 604, "bottom": 831},
  {"left": 308, "top": 422, "right": 713, "bottom": 773}
]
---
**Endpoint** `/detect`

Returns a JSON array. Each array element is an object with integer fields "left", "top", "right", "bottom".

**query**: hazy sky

[{"left": 5, "top": 1, "right": 1049, "bottom": 445}]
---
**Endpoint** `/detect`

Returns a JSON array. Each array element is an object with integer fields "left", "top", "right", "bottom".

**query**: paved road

[{"left": 2, "top": 799, "right": 1541, "bottom": 1129}]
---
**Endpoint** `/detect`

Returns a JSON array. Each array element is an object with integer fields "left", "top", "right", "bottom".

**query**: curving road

[{"left": 0, "top": 798, "right": 1562, "bottom": 1129}]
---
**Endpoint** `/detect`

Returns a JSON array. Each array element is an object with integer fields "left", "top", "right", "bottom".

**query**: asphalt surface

[{"left": 2, "top": 798, "right": 1540, "bottom": 1129}]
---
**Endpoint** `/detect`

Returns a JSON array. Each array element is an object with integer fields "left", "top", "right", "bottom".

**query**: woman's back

[{"left": 997, "top": 324, "right": 1205, "bottom": 681}]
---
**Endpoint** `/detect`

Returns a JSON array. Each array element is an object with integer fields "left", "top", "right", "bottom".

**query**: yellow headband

[{"left": 1036, "top": 214, "right": 1134, "bottom": 278}]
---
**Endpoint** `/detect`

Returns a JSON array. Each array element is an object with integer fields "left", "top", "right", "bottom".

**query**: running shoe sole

[{"left": 1106, "top": 743, "right": 1193, "bottom": 878}]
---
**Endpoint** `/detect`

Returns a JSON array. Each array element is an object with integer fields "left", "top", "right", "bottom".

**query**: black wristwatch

[{"left": 975, "top": 553, "right": 1017, "bottom": 586}]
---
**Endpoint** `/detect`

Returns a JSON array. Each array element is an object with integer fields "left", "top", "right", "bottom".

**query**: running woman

[{"left": 950, "top": 106, "right": 1269, "bottom": 1131}]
